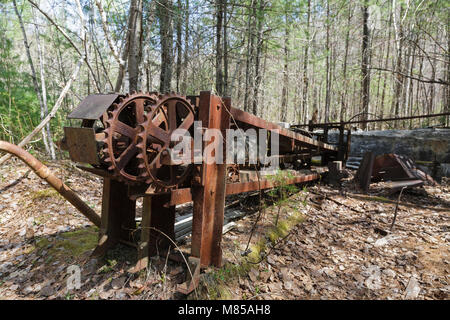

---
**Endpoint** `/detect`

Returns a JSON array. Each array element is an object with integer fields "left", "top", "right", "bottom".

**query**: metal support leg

[
  {"left": 92, "top": 178, "right": 136, "bottom": 257},
  {"left": 191, "top": 92, "right": 230, "bottom": 268}
]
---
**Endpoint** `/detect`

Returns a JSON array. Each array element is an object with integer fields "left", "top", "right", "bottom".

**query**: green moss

[
  {"left": 36, "top": 237, "right": 51, "bottom": 249},
  {"left": 33, "top": 227, "right": 98, "bottom": 264},
  {"left": 32, "top": 188, "right": 62, "bottom": 200},
  {"left": 55, "top": 227, "right": 98, "bottom": 257}
]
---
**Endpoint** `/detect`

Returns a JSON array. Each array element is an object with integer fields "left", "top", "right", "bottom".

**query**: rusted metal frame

[
  {"left": 168, "top": 172, "right": 321, "bottom": 206},
  {"left": 191, "top": 92, "right": 230, "bottom": 268},
  {"left": 134, "top": 194, "right": 176, "bottom": 272},
  {"left": 101, "top": 179, "right": 136, "bottom": 241},
  {"left": 230, "top": 107, "right": 338, "bottom": 152},
  {"left": 134, "top": 197, "right": 152, "bottom": 272},
  {"left": 225, "top": 172, "right": 320, "bottom": 195},
  {"left": 93, "top": 178, "right": 136, "bottom": 256}
]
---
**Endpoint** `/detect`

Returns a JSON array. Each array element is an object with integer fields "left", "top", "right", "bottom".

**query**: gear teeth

[{"left": 102, "top": 91, "right": 161, "bottom": 184}]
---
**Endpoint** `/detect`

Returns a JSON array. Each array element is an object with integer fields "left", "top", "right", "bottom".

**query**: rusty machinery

[{"left": 62, "top": 91, "right": 340, "bottom": 274}]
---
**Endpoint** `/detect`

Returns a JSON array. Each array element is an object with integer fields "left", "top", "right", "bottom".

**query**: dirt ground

[{"left": 0, "top": 159, "right": 448, "bottom": 300}]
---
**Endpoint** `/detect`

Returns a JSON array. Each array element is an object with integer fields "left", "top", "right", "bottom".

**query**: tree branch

[{"left": 370, "top": 67, "right": 449, "bottom": 85}]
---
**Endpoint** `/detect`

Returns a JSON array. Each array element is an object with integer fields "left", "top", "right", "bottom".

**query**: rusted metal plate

[
  {"left": 226, "top": 172, "right": 320, "bottom": 195},
  {"left": 355, "top": 151, "right": 375, "bottom": 193},
  {"left": 372, "top": 154, "right": 417, "bottom": 181},
  {"left": 64, "top": 127, "right": 99, "bottom": 165},
  {"left": 68, "top": 94, "right": 119, "bottom": 120},
  {"left": 230, "top": 107, "right": 338, "bottom": 152}
]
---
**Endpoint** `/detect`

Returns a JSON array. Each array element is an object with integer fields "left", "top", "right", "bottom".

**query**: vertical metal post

[
  {"left": 191, "top": 91, "right": 230, "bottom": 268},
  {"left": 93, "top": 178, "right": 136, "bottom": 256},
  {"left": 135, "top": 194, "right": 175, "bottom": 272}
]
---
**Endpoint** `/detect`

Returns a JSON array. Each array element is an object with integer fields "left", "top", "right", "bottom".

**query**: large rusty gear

[
  {"left": 136, "top": 93, "right": 195, "bottom": 191},
  {"left": 103, "top": 92, "right": 158, "bottom": 183}
]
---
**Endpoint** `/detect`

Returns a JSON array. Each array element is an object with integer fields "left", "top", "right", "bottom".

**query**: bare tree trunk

[
  {"left": 379, "top": 9, "right": 392, "bottom": 129},
  {"left": 280, "top": 5, "right": 290, "bottom": 122},
  {"left": 301, "top": 0, "right": 311, "bottom": 123},
  {"left": 114, "top": 0, "right": 137, "bottom": 92},
  {"left": 244, "top": 0, "right": 255, "bottom": 112},
  {"left": 128, "top": 0, "right": 143, "bottom": 92},
  {"left": 215, "top": 0, "right": 224, "bottom": 96},
  {"left": 35, "top": 25, "right": 56, "bottom": 159},
  {"left": 361, "top": 0, "right": 371, "bottom": 130},
  {"left": 446, "top": 23, "right": 450, "bottom": 126},
  {"left": 340, "top": 3, "right": 352, "bottom": 123},
  {"left": 175, "top": 0, "right": 183, "bottom": 92},
  {"left": 223, "top": 0, "right": 229, "bottom": 96},
  {"left": 391, "top": 1, "right": 403, "bottom": 117},
  {"left": 181, "top": 0, "right": 190, "bottom": 93},
  {"left": 158, "top": 0, "right": 174, "bottom": 93},
  {"left": 324, "top": 0, "right": 331, "bottom": 123},
  {"left": 252, "top": 0, "right": 264, "bottom": 116}
]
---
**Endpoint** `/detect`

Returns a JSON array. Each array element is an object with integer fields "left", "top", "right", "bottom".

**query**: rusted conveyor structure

[{"left": 12, "top": 91, "right": 343, "bottom": 274}]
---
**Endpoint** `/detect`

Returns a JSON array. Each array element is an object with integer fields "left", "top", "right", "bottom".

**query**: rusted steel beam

[
  {"left": 191, "top": 92, "right": 230, "bottom": 268},
  {"left": 225, "top": 172, "right": 320, "bottom": 195},
  {"left": 230, "top": 107, "right": 338, "bottom": 151},
  {"left": 168, "top": 172, "right": 321, "bottom": 206},
  {"left": 0, "top": 141, "right": 101, "bottom": 227}
]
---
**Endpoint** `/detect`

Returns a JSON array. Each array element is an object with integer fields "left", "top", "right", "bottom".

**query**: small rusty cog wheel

[
  {"left": 136, "top": 93, "right": 195, "bottom": 191},
  {"left": 103, "top": 92, "right": 158, "bottom": 183}
]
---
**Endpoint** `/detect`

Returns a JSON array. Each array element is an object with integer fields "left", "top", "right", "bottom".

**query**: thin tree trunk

[
  {"left": 158, "top": 0, "right": 174, "bottom": 93},
  {"left": 281, "top": 5, "right": 290, "bottom": 122},
  {"left": 244, "top": 0, "right": 255, "bottom": 112},
  {"left": 361, "top": 0, "right": 371, "bottom": 130},
  {"left": 223, "top": 0, "right": 229, "bottom": 96},
  {"left": 215, "top": 0, "right": 224, "bottom": 96},
  {"left": 176, "top": 0, "right": 183, "bottom": 92},
  {"left": 391, "top": 1, "right": 403, "bottom": 117},
  {"left": 252, "top": 0, "right": 264, "bottom": 116},
  {"left": 324, "top": 0, "right": 331, "bottom": 123},
  {"left": 379, "top": 10, "right": 392, "bottom": 129},
  {"left": 128, "top": 0, "right": 143, "bottom": 92},
  {"left": 181, "top": 0, "right": 190, "bottom": 93},
  {"left": 301, "top": 0, "right": 311, "bottom": 123}
]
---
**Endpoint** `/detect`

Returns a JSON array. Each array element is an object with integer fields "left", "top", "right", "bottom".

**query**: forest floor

[{"left": 0, "top": 159, "right": 448, "bottom": 300}]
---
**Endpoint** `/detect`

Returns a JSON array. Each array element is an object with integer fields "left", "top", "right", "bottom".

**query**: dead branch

[{"left": 370, "top": 67, "right": 449, "bottom": 85}]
